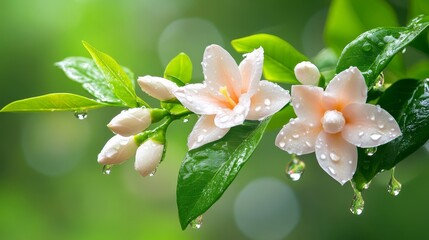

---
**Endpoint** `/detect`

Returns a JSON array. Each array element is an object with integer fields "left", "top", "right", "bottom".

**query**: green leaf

[
  {"left": 267, "top": 105, "right": 295, "bottom": 131},
  {"left": 0, "top": 93, "right": 110, "bottom": 112},
  {"left": 82, "top": 41, "right": 147, "bottom": 107},
  {"left": 164, "top": 53, "right": 192, "bottom": 85},
  {"left": 231, "top": 34, "right": 308, "bottom": 84},
  {"left": 56, "top": 57, "right": 135, "bottom": 104},
  {"left": 325, "top": 0, "right": 398, "bottom": 55},
  {"left": 177, "top": 118, "right": 271, "bottom": 230},
  {"left": 336, "top": 15, "right": 429, "bottom": 88},
  {"left": 353, "top": 79, "right": 429, "bottom": 190}
]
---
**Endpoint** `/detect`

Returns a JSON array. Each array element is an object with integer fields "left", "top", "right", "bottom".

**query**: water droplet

[
  {"left": 279, "top": 141, "right": 286, "bottom": 148},
  {"left": 102, "top": 164, "right": 112, "bottom": 175},
  {"left": 358, "top": 131, "right": 364, "bottom": 137},
  {"left": 190, "top": 215, "right": 203, "bottom": 229},
  {"left": 329, "top": 152, "right": 340, "bottom": 162},
  {"left": 292, "top": 134, "right": 299, "bottom": 139},
  {"left": 197, "top": 135, "right": 204, "bottom": 143},
  {"left": 370, "top": 133, "right": 382, "bottom": 141},
  {"left": 327, "top": 166, "right": 336, "bottom": 175},
  {"left": 375, "top": 72, "right": 384, "bottom": 89},
  {"left": 388, "top": 117, "right": 394, "bottom": 122},
  {"left": 305, "top": 141, "right": 312, "bottom": 147},
  {"left": 348, "top": 160, "right": 353, "bottom": 165},
  {"left": 74, "top": 111, "right": 87, "bottom": 120},
  {"left": 149, "top": 167, "right": 157, "bottom": 177},
  {"left": 264, "top": 98, "right": 271, "bottom": 106},
  {"left": 185, "top": 95, "right": 193, "bottom": 102},
  {"left": 285, "top": 155, "right": 305, "bottom": 181},
  {"left": 320, "top": 154, "right": 327, "bottom": 160},
  {"left": 388, "top": 168, "right": 401, "bottom": 196},
  {"left": 383, "top": 35, "right": 395, "bottom": 43},
  {"left": 220, "top": 115, "right": 230, "bottom": 123},
  {"left": 401, "top": 48, "right": 407, "bottom": 54},
  {"left": 350, "top": 190, "right": 364, "bottom": 215},
  {"left": 365, "top": 147, "right": 377, "bottom": 156},
  {"left": 362, "top": 42, "right": 372, "bottom": 52},
  {"left": 369, "top": 114, "right": 376, "bottom": 121},
  {"left": 183, "top": 116, "right": 190, "bottom": 123},
  {"left": 255, "top": 106, "right": 261, "bottom": 112}
]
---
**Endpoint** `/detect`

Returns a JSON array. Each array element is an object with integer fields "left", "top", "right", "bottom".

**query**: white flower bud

[
  {"left": 294, "top": 61, "right": 320, "bottom": 85},
  {"left": 97, "top": 135, "right": 137, "bottom": 165},
  {"left": 138, "top": 75, "right": 178, "bottom": 101},
  {"left": 134, "top": 139, "right": 164, "bottom": 177},
  {"left": 108, "top": 108, "right": 151, "bottom": 137}
]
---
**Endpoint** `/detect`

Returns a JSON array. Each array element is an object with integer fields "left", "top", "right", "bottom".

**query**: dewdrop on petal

[
  {"left": 135, "top": 139, "right": 164, "bottom": 177},
  {"left": 138, "top": 75, "right": 179, "bottom": 101},
  {"left": 108, "top": 108, "right": 151, "bottom": 137},
  {"left": 294, "top": 61, "right": 320, "bottom": 85},
  {"left": 97, "top": 135, "right": 138, "bottom": 165}
]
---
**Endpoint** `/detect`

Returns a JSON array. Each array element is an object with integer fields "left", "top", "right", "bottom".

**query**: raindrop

[
  {"left": 365, "top": 147, "right": 377, "bottom": 156},
  {"left": 327, "top": 166, "right": 336, "bottom": 175},
  {"left": 305, "top": 141, "right": 312, "bottom": 147},
  {"left": 74, "top": 111, "right": 88, "bottom": 120},
  {"left": 279, "top": 141, "right": 286, "bottom": 148},
  {"left": 350, "top": 182, "right": 364, "bottom": 215},
  {"left": 292, "top": 134, "right": 299, "bottom": 139},
  {"left": 401, "top": 48, "right": 407, "bottom": 54},
  {"left": 370, "top": 133, "right": 382, "bottom": 141},
  {"left": 375, "top": 72, "right": 384, "bottom": 89},
  {"left": 329, "top": 152, "right": 340, "bottom": 162},
  {"left": 362, "top": 42, "right": 372, "bottom": 52},
  {"left": 320, "top": 154, "right": 327, "bottom": 160},
  {"left": 285, "top": 155, "right": 305, "bottom": 181},
  {"left": 255, "top": 106, "right": 262, "bottom": 112},
  {"left": 387, "top": 168, "right": 402, "bottom": 196},
  {"left": 183, "top": 116, "right": 190, "bottom": 123},
  {"left": 358, "top": 131, "right": 364, "bottom": 137},
  {"left": 362, "top": 181, "right": 371, "bottom": 190},
  {"left": 264, "top": 98, "right": 271, "bottom": 106},
  {"left": 190, "top": 215, "right": 203, "bottom": 229},
  {"left": 102, "top": 164, "right": 112, "bottom": 175},
  {"left": 186, "top": 95, "right": 193, "bottom": 102},
  {"left": 197, "top": 135, "right": 204, "bottom": 143},
  {"left": 383, "top": 35, "right": 395, "bottom": 43},
  {"left": 149, "top": 167, "right": 157, "bottom": 177}
]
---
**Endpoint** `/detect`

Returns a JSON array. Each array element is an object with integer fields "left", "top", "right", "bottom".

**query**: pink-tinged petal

[
  {"left": 315, "top": 132, "right": 357, "bottom": 185},
  {"left": 214, "top": 94, "right": 251, "bottom": 128},
  {"left": 173, "top": 83, "right": 226, "bottom": 115},
  {"left": 342, "top": 103, "right": 402, "bottom": 148},
  {"left": 291, "top": 85, "right": 324, "bottom": 124},
  {"left": 325, "top": 67, "right": 367, "bottom": 110},
  {"left": 294, "top": 61, "right": 320, "bottom": 85},
  {"left": 247, "top": 80, "right": 291, "bottom": 120},
  {"left": 238, "top": 47, "right": 264, "bottom": 95},
  {"left": 202, "top": 44, "right": 242, "bottom": 101},
  {"left": 275, "top": 118, "right": 321, "bottom": 155},
  {"left": 188, "top": 115, "right": 230, "bottom": 150}
]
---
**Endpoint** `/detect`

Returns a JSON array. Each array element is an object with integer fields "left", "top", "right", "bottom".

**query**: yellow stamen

[{"left": 219, "top": 86, "right": 237, "bottom": 108}]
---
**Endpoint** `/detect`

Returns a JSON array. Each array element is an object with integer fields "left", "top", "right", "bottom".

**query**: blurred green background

[{"left": 1, "top": 0, "right": 429, "bottom": 239}]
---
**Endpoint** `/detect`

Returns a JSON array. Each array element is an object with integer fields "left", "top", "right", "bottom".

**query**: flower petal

[
  {"left": 238, "top": 47, "right": 264, "bottom": 95},
  {"left": 342, "top": 103, "right": 402, "bottom": 148},
  {"left": 214, "top": 94, "right": 251, "bottom": 128},
  {"left": 173, "top": 83, "right": 225, "bottom": 115},
  {"left": 188, "top": 115, "right": 230, "bottom": 150},
  {"left": 247, "top": 80, "right": 291, "bottom": 120},
  {"left": 291, "top": 85, "right": 324, "bottom": 124},
  {"left": 203, "top": 44, "right": 242, "bottom": 101},
  {"left": 275, "top": 118, "right": 321, "bottom": 155},
  {"left": 315, "top": 132, "right": 357, "bottom": 185},
  {"left": 325, "top": 67, "right": 367, "bottom": 110}
]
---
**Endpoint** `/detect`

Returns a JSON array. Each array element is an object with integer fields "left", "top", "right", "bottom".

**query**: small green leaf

[
  {"left": 336, "top": 15, "right": 429, "bottom": 88},
  {"left": 0, "top": 93, "right": 111, "bottom": 112},
  {"left": 231, "top": 34, "right": 308, "bottom": 84},
  {"left": 177, "top": 118, "right": 271, "bottom": 230},
  {"left": 82, "top": 41, "right": 147, "bottom": 107},
  {"left": 353, "top": 79, "right": 429, "bottom": 190},
  {"left": 164, "top": 53, "right": 192, "bottom": 85},
  {"left": 160, "top": 101, "right": 190, "bottom": 116}
]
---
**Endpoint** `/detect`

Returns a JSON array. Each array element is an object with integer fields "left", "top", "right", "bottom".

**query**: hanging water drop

[
  {"left": 74, "top": 111, "right": 88, "bottom": 120},
  {"left": 387, "top": 168, "right": 402, "bottom": 196},
  {"left": 190, "top": 215, "right": 203, "bottom": 229},
  {"left": 149, "top": 167, "right": 157, "bottom": 177},
  {"left": 102, "top": 164, "right": 112, "bottom": 175},
  {"left": 285, "top": 155, "right": 305, "bottom": 181},
  {"left": 365, "top": 147, "right": 377, "bottom": 156},
  {"left": 350, "top": 182, "right": 364, "bottom": 215}
]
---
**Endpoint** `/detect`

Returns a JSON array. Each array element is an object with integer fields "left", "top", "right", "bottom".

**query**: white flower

[
  {"left": 275, "top": 66, "right": 401, "bottom": 185},
  {"left": 108, "top": 108, "right": 151, "bottom": 137},
  {"left": 97, "top": 134, "right": 137, "bottom": 165},
  {"left": 294, "top": 61, "right": 320, "bottom": 85},
  {"left": 138, "top": 76, "right": 179, "bottom": 101},
  {"left": 173, "top": 44, "right": 291, "bottom": 150},
  {"left": 134, "top": 139, "right": 164, "bottom": 176}
]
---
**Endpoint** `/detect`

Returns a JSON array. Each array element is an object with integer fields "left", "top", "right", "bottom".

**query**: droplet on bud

[
  {"left": 190, "top": 215, "right": 203, "bottom": 229},
  {"left": 102, "top": 164, "right": 112, "bottom": 175},
  {"left": 74, "top": 111, "right": 88, "bottom": 120},
  {"left": 365, "top": 147, "right": 377, "bottom": 156},
  {"left": 350, "top": 182, "right": 364, "bottom": 215},
  {"left": 388, "top": 168, "right": 402, "bottom": 196},
  {"left": 285, "top": 155, "right": 305, "bottom": 181},
  {"left": 149, "top": 167, "right": 157, "bottom": 177}
]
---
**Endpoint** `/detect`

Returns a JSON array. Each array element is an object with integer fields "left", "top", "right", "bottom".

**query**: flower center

[
  {"left": 219, "top": 86, "right": 237, "bottom": 108},
  {"left": 321, "top": 110, "right": 345, "bottom": 134}
]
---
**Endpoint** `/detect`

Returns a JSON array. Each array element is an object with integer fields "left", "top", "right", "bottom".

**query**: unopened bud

[
  {"left": 108, "top": 108, "right": 151, "bottom": 137},
  {"left": 138, "top": 75, "right": 178, "bottom": 101},
  {"left": 294, "top": 61, "right": 320, "bottom": 85},
  {"left": 134, "top": 139, "right": 164, "bottom": 176},
  {"left": 97, "top": 135, "right": 137, "bottom": 165}
]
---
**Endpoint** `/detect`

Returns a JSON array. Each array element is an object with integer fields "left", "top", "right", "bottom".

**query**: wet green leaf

[
  {"left": 0, "top": 93, "right": 111, "bottom": 112},
  {"left": 164, "top": 53, "right": 192, "bottom": 85},
  {"left": 177, "top": 118, "right": 271, "bottom": 230},
  {"left": 231, "top": 34, "right": 308, "bottom": 84},
  {"left": 353, "top": 79, "right": 429, "bottom": 190},
  {"left": 336, "top": 15, "right": 429, "bottom": 88}
]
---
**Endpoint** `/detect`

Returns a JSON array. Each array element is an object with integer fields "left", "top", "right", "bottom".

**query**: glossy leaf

[
  {"left": 0, "top": 93, "right": 110, "bottom": 112},
  {"left": 56, "top": 57, "right": 135, "bottom": 104},
  {"left": 177, "top": 118, "right": 271, "bottom": 230},
  {"left": 164, "top": 53, "right": 192, "bottom": 85},
  {"left": 353, "top": 79, "right": 429, "bottom": 190},
  {"left": 325, "top": 0, "right": 398, "bottom": 55},
  {"left": 231, "top": 34, "right": 308, "bottom": 84},
  {"left": 336, "top": 15, "right": 429, "bottom": 88},
  {"left": 267, "top": 105, "right": 295, "bottom": 131},
  {"left": 82, "top": 41, "right": 147, "bottom": 107}
]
